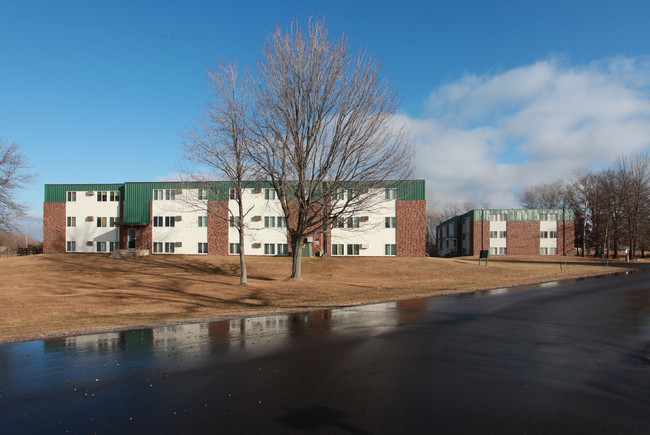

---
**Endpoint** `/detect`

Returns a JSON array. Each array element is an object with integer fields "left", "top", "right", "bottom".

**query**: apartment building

[
  {"left": 43, "top": 181, "right": 426, "bottom": 257},
  {"left": 436, "top": 209, "right": 575, "bottom": 257}
]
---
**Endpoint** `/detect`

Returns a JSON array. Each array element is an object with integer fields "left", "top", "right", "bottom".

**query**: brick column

[
  {"left": 558, "top": 219, "right": 575, "bottom": 255},
  {"left": 472, "top": 221, "right": 489, "bottom": 255},
  {"left": 43, "top": 202, "right": 66, "bottom": 253},
  {"left": 208, "top": 200, "right": 229, "bottom": 255},
  {"left": 507, "top": 221, "right": 539, "bottom": 255},
  {"left": 396, "top": 200, "right": 426, "bottom": 257}
]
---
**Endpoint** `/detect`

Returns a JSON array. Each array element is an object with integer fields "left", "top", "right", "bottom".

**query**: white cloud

[{"left": 409, "top": 56, "right": 650, "bottom": 209}]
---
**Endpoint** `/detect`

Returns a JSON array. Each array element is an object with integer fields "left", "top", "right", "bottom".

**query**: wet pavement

[{"left": 2, "top": 272, "right": 650, "bottom": 434}]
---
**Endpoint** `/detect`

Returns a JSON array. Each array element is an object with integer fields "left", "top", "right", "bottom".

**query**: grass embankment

[{"left": 0, "top": 254, "right": 646, "bottom": 343}]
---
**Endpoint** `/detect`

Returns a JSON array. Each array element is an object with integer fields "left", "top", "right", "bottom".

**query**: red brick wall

[
  {"left": 558, "top": 219, "right": 576, "bottom": 255},
  {"left": 43, "top": 202, "right": 66, "bottom": 253},
  {"left": 396, "top": 200, "right": 426, "bottom": 257},
  {"left": 507, "top": 221, "right": 540, "bottom": 255},
  {"left": 286, "top": 200, "right": 326, "bottom": 257},
  {"left": 472, "top": 221, "right": 490, "bottom": 255},
  {"left": 208, "top": 200, "right": 229, "bottom": 255}
]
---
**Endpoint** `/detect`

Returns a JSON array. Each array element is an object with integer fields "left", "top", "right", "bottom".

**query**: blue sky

[{"left": 2, "top": 0, "right": 650, "bottom": 239}]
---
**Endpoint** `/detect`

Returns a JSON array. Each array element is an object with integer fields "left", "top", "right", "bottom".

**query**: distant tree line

[{"left": 520, "top": 153, "right": 650, "bottom": 260}]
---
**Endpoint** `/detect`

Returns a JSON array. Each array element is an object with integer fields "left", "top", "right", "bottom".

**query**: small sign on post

[{"left": 479, "top": 250, "right": 490, "bottom": 266}]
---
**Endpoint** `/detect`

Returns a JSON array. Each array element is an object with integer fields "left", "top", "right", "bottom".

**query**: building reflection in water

[{"left": 35, "top": 299, "right": 432, "bottom": 360}]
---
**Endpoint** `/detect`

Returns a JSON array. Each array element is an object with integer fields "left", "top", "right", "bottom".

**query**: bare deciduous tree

[
  {"left": 616, "top": 153, "right": 650, "bottom": 260},
  {"left": 250, "top": 18, "right": 414, "bottom": 278},
  {"left": 184, "top": 63, "right": 253, "bottom": 284},
  {"left": 519, "top": 180, "right": 571, "bottom": 209},
  {"left": 0, "top": 138, "right": 33, "bottom": 232}
]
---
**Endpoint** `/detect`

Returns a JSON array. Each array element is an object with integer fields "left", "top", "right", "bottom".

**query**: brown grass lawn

[{"left": 0, "top": 253, "right": 647, "bottom": 343}]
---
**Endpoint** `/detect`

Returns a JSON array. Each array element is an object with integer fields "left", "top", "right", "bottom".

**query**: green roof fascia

[
  {"left": 472, "top": 208, "right": 575, "bottom": 222},
  {"left": 44, "top": 184, "right": 125, "bottom": 202},
  {"left": 120, "top": 181, "right": 277, "bottom": 224}
]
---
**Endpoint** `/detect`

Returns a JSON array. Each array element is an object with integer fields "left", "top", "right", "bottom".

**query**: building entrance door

[{"left": 128, "top": 228, "right": 136, "bottom": 250}]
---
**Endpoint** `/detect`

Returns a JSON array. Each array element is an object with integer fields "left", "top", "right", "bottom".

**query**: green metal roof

[
  {"left": 471, "top": 208, "right": 575, "bottom": 222},
  {"left": 44, "top": 184, "right": 125, "bottom": 202},
  {"left": 45, "top": 179, "right": 425, "bottom": 225}
]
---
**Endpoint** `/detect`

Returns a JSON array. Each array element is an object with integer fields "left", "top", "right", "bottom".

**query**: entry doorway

[{"left": 128, "top": 228, "right": 136, "bottom": 250}]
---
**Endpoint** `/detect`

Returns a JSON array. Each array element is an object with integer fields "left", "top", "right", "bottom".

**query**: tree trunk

[
  {"left": 291, "top": 236, "right": 303, "bottom": 279},
  {"left": 238, "top": 198, "right": 247, "bottom": 285}
]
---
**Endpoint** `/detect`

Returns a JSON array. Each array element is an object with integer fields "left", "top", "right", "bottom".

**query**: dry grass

[{"left": 0, "top": 253, "right": 646, "bottom": 343}]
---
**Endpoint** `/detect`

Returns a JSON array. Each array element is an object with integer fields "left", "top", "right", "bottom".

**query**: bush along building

[
  {"left": 43, "top": 181, "right": 426, "bottom": 257},
  {"left": 436, "top": 209, "right": 575, "bottom": 257}
]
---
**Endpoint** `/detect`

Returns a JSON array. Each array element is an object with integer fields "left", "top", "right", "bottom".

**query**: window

[
  {"left": 165, "top": 216, "right": 175, "bottom": 227},
  {"left": 540, "top": 231, "right": 548, "bottom": 238},
  {"left": 96, "top": 217, "right": 107, "bottom": 228},
  {"left": 540, "top": 247, "right": 548, "bottom": 255},
  {"left": 229, "top": 188, "right": 239, "bottom": 200},
  {"left": 499, "top": 231, "right": 507, "bottom": 238},
  {"left": 97, "top": 191, "right": 108, "bottom": 202},
  {"left": 385, "top": 244, "right": 396, "bottom": 256},
  {"left": 264, "top": 188, "right": 276, "bottom": 200},
  {"left": 332, "top": 244, "right": 344, "bottom": 255},
  {"left": 489, "top": 231, "right": 498, "bottom": 238},
  {"left": 153, "top": 216, "right": 163, "bottom": 227},
  {"left": 67, "top": 191, "right": 76, "bottom": 202},
  {"left": 264, "top": 216, "right": 276, "bottom": 228},
  {"left": 490, "top": 247, "right": 498, "bottom": 255},
  {"left": 198, "top": 188, "right": 209, "bottom": 200},
  {"left": 499, "top": 247, "right": 507, "bottom": 255},
  {"left": 347, "top": 217, "right": 360, "bottom": 228},
  {"left": 96, "top": 242, "right": 107, "bottom": 252},
  {"left": 264, "top": 243, "right": 276, "bottom": 255},
  {"left": 277, "top": 243, "right": 288, "bottom": 255},
  {"left": 385, "top": 188, "right": 397, "bottom": 200},
  {"left": 549, "top": 231, "right": 558, "bottom": 238},
  {"left": 385, "top": 217, "right": 397, "bottom": 228},
  {"left": 109, "top": 241, "right": 119, "bottom": 252},
  {"left": 490, "top": 213, "right": 507, "bottom": 222},
  {"left": 154, "top": 189, "right": 175, "bottom": 200},
  {"left": 549, "top": 247, "right": 558, "bottom": 255},
  {"left": 164, "top": 242, "right": 175, "bottom": 253},
  {"left": 229, "top": 243, "right": 240, "bottom": 254},
  {"left": 67, "top": 216, "right": 76, "bottom": 227},
  {"left": 277, "top": 217, "right": 287, "bottom": 228},
  {"left": 332, "top": 217, "right": 345, "bottom": 229},
  {"left": 110, "top": 191, "right": 120, "bottom": 201},
  {"left": 334, "top": 189, "right": 345, "bottom": 200},
  {"left": 198, "top": 242, "right": 208, "bottom": 254},
  {"left": 153, "top": 242, "right": 163, "bottom": 253},
  {"left": 229, "top": 216, "right": 240, "bottom": 228},
  {"left": 198, "top": 216, "right": 208, "bottom": 227},
  {"left": 347, "top": 189, "right": 360, "bottom": 200},
  {"left": 66, "top": 241, "right": 76, "bottom": 252},
  {"left": 540, "top": 213, "right": 558, "bottom": 221},
  {"left": 346, "top": 244, "right": 360, "bottom": 255},
  {"left": 109, "top": 217, "right": 118, "bottom": 227}
]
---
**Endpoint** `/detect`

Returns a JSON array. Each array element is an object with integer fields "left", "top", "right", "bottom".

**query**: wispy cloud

[{"left": 409, "top": 56, "right": 650, "bottom": 209}]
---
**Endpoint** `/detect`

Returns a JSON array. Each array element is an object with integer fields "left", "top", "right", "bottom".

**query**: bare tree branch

[{"left": 0, "top": 138, "right": 34, "bottom": 232}]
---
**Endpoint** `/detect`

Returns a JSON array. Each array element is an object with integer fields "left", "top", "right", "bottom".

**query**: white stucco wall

[
  {"left": 330, "top": 188, "right": 397, "bottom": 256},
  {"left": 489, "top": 220, "right": 507, "bottom": 250},
  {"left": 151, "top": 189, "right": 208, "bottom": 254},
  {"left": 230, "top": 188, "right": 289, "bottom": 255},
  {"left": 540, "top": 220, "right": 558, "bottom": 251},
  {"left": 65, "top": 190, "right": 120, "bottom": 252}
]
